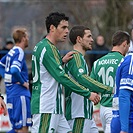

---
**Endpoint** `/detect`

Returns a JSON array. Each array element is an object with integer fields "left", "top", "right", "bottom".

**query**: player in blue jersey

[
  {"left": 111, "top": 32, "right": 132, "bottom": 133},
  {"left": 0, "top": 27, "right": 32, "bottom": 133}
]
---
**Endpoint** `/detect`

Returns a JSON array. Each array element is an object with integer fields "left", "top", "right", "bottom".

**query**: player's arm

[
  {"left": 11, "top": 50, "right": 29, "bottom": 89},
  {"left": 119, "top": 89, "right": 130, "bottom": 133},
  {"left": 118, "top": 57, "right": 132, "bottom": 133},
  {"left": 10, "top": 67, "right": 29, "bottom": 89},
  {"left": 0, "top": 56, "right": 7, "bottom": 78},
  {"left": 67, "top": 53, "right": 112, "bottom": 94},
  {"left": 0, "top": 63, "right": 5, "bottom": 78},
  {"left": 42, "top": 46, "right": 91, "bottom": 99}
]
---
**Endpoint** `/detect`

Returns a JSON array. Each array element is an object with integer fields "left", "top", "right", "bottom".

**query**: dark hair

[
  {"left": 112, "top": 30, "right": 130, "bottom": 46},
  {"left": 46, "top": 12, "right": 69, "bottom": 33},
  {"left": 69, "top": 25, "right": 90, "bottom": 45}
]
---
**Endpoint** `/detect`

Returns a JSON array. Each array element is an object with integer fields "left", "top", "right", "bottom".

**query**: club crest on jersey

[{"left": 78, "top": 68, "right": 84, "bottom": 73}]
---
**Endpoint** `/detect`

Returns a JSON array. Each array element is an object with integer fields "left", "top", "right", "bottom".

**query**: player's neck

[
  {"left": 73, "top": 45, "right": 86, "bottom": 56},
  {"left": 15, "top": 43, "right": 25, "bottom": 50},
  {"left": 112, "top": 46, "right": 123, "bottom": 55},
  {"left": 46, "top": 34, "right": 57, "bottom": 45}
]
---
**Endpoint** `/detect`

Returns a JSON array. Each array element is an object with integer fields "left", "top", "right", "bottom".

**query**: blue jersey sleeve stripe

[
  {"left": 120, "top": 86, "right": 133, "bottom": 91},
  {"left": 12, "top": 60, "right": 21, "bottom": 67},
  {"left": 11, "top": 65, "right": 21, "bottom": 72}
]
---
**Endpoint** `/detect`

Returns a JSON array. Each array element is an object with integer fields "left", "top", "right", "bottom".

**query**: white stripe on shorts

[{"left": 20, "top": 96, "right": 27, "bottom": 126}]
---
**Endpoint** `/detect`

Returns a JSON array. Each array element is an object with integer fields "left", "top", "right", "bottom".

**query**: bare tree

[{"left": 100, "top": 0, "right": 132, "bottom": 45}]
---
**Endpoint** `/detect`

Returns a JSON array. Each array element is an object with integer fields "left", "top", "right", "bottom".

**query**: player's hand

[
  {"left": 0, "top": 97, "right": 7, "bottom": 116},
  {"left": 62, "top": 51, "right": 77, "bottom": 64},
  {"left": 89, "top": 92, "right": 100, "bottom": 105},
  {"left": 23, "top": 82, "right": 29, "bottom": 89}
]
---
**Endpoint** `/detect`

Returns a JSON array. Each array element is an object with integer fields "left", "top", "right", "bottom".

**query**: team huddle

[{"left": 0, "top": 12, "right": 132, "bottom": 133}]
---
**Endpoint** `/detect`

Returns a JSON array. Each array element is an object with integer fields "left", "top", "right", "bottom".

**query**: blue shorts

[
  {"left": 7, "top": 96, "right": 32, "bottom": 130},
  {"left": 111, "top": 116, "right": 121, "bottom": 133}
]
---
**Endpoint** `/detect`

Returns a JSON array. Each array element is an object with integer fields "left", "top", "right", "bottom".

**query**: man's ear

[
  {"left": 22, "top": 37, "right": 25, "bottom": 43},
  {"left": 123, "top": 40, "right": 128, "bottom": 47},
  {"left": 50, "top": 25, "right": 56, "bottom": 32},
  {"left": 77, "top": 36, "right": 82, "bottom": 43}
]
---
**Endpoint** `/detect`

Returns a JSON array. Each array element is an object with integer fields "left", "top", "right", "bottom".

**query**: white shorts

[
  {"left": 31, "top": 113, "right": 72, "bottom": 133},
  {"left": 68, "top": 118, "right": 98, "bottom": 133},
  {"left": 100, "top": 105, "right": 112, "bottom": 133}
]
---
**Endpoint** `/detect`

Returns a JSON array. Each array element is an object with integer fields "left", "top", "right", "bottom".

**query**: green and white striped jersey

[
  {"left": 90, "top": 52, "right": 124, "bottom": 107},
  {"left": 31, "top": 39, "right": 93, "bottom": 115},
  {"left": 65, "top": 51, "right": 113, "bottom": 120}
]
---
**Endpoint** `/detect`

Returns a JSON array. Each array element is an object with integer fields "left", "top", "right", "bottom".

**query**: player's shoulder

[
  {"left": 72, "top": 51, "right": 81, "bottom": 56},
  {"left": 34, "top": 39, "right": 56, "bottom": 54},
  {"left": 72, "top": 51, "right": 83, "bottom": 61},
  {"left": 119, "top": 54, "right": 132, "bottom": 68},
  {"left": 13, "top": 46, "right": 23, "bottom": 53},
  {"left": 43, "top": 38, "right": 57, "bottom": 52},
  {"left": 8, "top": 46, "right": 24, "bottom": 56},
  {"left": 124, "top": 53, "right": 133, "bottom": 63}
]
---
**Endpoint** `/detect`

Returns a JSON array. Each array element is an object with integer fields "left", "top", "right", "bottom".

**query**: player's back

[{"left": 91, "top": 52, "right": 123, "bottom": 107}]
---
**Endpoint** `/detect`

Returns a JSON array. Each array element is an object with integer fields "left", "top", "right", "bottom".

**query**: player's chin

[
  {"left": 60, "top": 38, "right": 67, "bottom": 42},
  {"left": 88, "top": 46, "right": 92, "bottom": 50},
  {"left": 25, "top": 44, "right": 28, "bottom": 48}
]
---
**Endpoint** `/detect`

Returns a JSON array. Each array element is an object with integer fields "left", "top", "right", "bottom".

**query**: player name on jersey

[{"left": 98, "top": 59, "right": 119, "bottom": 65}]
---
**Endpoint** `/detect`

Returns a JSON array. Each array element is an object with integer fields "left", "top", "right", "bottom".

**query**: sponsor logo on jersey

[{"left": 120, "top": 78, "right": 133, "bottom": 85}]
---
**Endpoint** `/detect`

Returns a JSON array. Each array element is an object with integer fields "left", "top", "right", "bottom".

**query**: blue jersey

[
  {"left": 112, "top": 53, "right": 133, "bottom": 132},
  {"left": 0, "top": 46, "right": 30, "bottom": 98}
]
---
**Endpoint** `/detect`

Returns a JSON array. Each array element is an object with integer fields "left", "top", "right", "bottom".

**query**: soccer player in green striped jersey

[
  {"left": 31, "top": 12, "right": 112, "bottom": 133},
  {"left": 90, "top": 31, "right": 130, "bottom": 133},
  {"left": 64, "top": 25, "right": 113, "bottom": 133}
]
